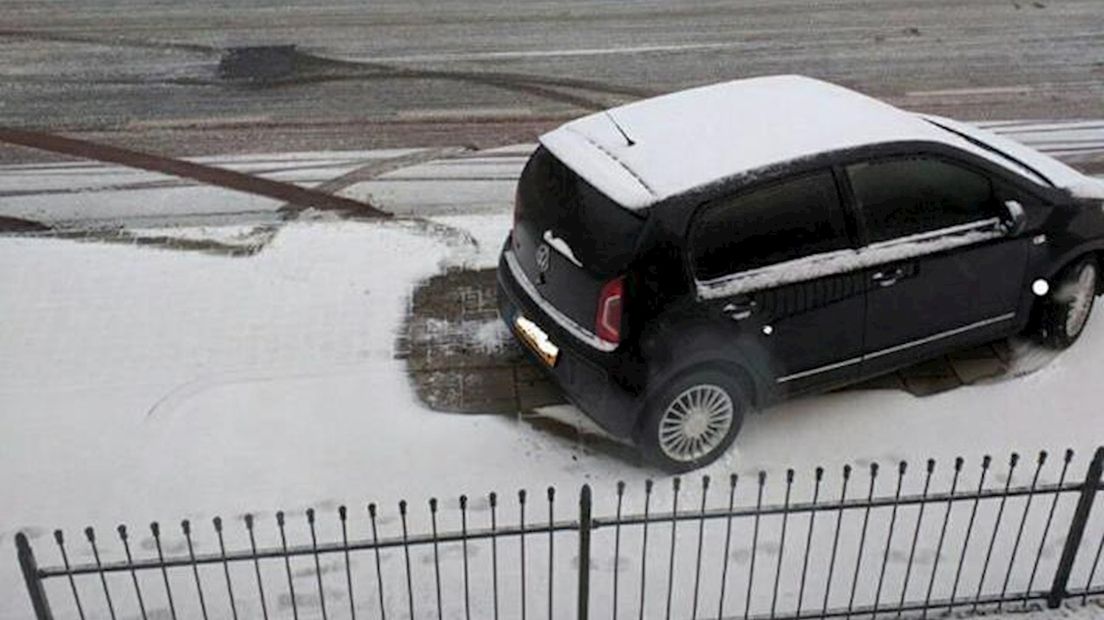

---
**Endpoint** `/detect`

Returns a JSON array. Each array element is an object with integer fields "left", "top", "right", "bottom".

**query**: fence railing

[{"left": 16, "top": 446, "right": 1104, "bottom": 619}]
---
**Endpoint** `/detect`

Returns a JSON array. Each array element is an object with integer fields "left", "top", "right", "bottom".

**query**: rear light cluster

[{"left": 595, "top": 276, "right": 625, "bottom": 344}]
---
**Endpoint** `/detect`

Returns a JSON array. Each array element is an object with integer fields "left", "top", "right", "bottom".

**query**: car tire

[
  {"left": 639, "top": 367, "right": 748, "bottom": 473},
  {"left": 1038, "top": 258, "right": 1099, "bottom": 349}
]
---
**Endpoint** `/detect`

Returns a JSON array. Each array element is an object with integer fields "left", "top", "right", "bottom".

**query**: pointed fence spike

[
  {"left": 85, "top": 526, "right": 95, "bottom": 542},
  {"left": 815, "top": 466, "right": 824, "bottom": 481},
  {"left": 339, "top": 505, "right": 347, "bottom": 521},
  {"left": 899, "top": 460, "right": 908, "bottom": 475},
  {"left": 54, "top": 529, "right": 64, "bottom": 544}
]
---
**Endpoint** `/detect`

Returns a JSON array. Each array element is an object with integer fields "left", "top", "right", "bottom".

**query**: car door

[
  {"left": 846, "top": 155, "right": 1032, "bottom": 375},
  {"left": 688, "top": 169, "right": 867, "bottom": 395}
]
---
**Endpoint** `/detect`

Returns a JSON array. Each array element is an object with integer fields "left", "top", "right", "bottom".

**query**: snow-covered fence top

[{"left": 15, "top": 447, "right": 1104, "bottom": 620}]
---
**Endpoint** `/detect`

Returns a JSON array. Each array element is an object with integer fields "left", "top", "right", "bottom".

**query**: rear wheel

[
  {"left": 1037, "top": 258, "right": 1098, "bottom": 349},
  {"left": 640, "top": 368, "right": 747, "bottom": 472}
]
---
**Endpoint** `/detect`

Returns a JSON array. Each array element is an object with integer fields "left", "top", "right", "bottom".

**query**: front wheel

[
  {"left": 639, "top": 368, "right": 747, "bottom": 472},
  {"left": 1037, "top": 258, "right": 1098, "bottom": 349}
]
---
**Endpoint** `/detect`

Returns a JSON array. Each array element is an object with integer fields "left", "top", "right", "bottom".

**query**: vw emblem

[{"left": 535, "top": 243, "right": 551, "bottom": 273}]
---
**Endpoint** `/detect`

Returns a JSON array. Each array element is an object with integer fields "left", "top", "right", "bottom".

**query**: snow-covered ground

[{"left": 2, "top": 126, "right": 1104, "bottom": 618}]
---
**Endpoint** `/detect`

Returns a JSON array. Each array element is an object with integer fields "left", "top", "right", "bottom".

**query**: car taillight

[{"left": 595, "top": 276, "right": 624, "bottom": 344}]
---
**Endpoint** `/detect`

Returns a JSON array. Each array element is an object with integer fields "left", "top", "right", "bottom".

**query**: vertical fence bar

[
  {"left": 1082, "top": 526, "right": 1104, "bottom": 604},
  {"left": 118, "top": 525, "right": 149, "bottom": 620},
  {"left": 275, "top": 513, "right": 296, "bottom": 620},
  {"left": 638, "top": 479, "right": 653, "bottom": 620},
  {"left": 150, "top": 523, "right": 178, "bottom": 620},
  {"left": 846, "top": 463, "right": 878, "bottom": 619},
  {"left": 244, "top": 515, "right": 269, "bottom": 620},
  {"left": 796, "top": 467, "right": 823, "bottom": 617},
  {"left": 16, "top": 533, "right": 53, "bottom": 620},
  {"left": 339, "top": 507, "right": 355, "bottom": 620},
  {"left": 490, "top": 493, "right": 500, "bottom": 620},
  {"left": 949, "top": 455, "right": 991, "bottom": 612},
  {"left": 822, "top": 465, "right": 852, "bottom": 617},
  {"left": 770, "top": 470, "right": 793, "bottom": 620},
  {"left": 54, "top": 530, "right": 86, "bottom": 620},
  {"left": 399, "top": 500, "right": 415, "bottom": 620},
  {"left": 998, "top": 451, "right": 1047, "bottom": 611},
  {"left": 368, "top": 504, "right": 387, "bottom": 620},
  {"left": 520, "top": 489, "right": 528, "bottom": 620},
  {"left": 974, "top": 453, "right": 1019, "bottom": 612},
  {"left": 460, "top": 496, "right": 472, "bottom": 620},
  {"left": 873, "top": 461, "right": 907, "bottom": 619},
  {"left": 665, "top": 477, "right": 681, "bottom": 620},
  {"left": 430, "top": 496, "right": 443, "bottom": 617},
  {"left": 716, "top": 474, "right": 738, "bottom": 620},
  {"left": 1048, "top": 446, "right": 1104, "bottom": 608},
  {"left": 1030, "top": 449, "right": 1075, "bottom": 606},
  {"left": 306, "top": 509, "right": 327, "bottom": 620},
  {"left": 578, "top": 484, "right": 593, "bottom": 620},
  {"left": 922, "top": 456, "right": 963, "bottom": 620},
  {"left": 548, "top": 487, "right": 555, "bottom": 620},
  {"left": 613, "top": 481, "right": 625, "bottom": 620},
  {"left": 86, "top": 527, "right": 118, "bottom": 620},
  {"left": 745, "top": 471, "right": 765, "bottom": 620},
  {"left": 430, "top": 499, "right": 443, "bottom": 620},
  {"left": 691, "top": 476, "right": 710, "bottom": 620},
  {"left": 897, "top": 459, "right": 935, "bottom": 619},
  {"left": 214, "top": 517, "right": 239, "bottom": 620}
]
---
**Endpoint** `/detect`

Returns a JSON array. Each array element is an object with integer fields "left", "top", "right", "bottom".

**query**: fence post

[
  {"left": 1048, "top": 446, "right": 1104, "bottom": 608},
  {"left": 578, "top": 484, "right": 592, "bottom": 620},
  {"left": 16, "top": 532, "right": 54, "bottom": 620}
]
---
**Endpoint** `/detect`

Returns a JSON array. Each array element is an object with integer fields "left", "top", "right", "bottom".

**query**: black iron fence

[{"left": 16, "top": 447, "right": 1104, "bottom": 619}]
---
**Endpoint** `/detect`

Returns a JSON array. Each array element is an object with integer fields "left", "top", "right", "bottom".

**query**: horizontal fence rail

[{"left": 16, "top": 446, "right": 1104, "bottom": 619}]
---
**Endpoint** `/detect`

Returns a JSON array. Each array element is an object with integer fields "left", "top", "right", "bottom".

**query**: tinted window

[
  {"left": 847, "top": 157, "right": 996, "bottom": 243},
  {"left": 517, "top": 147, "right": 644, "bottom": 273},
  {"left": 690, "top": 171, "right": 851, "bottom": 281}
]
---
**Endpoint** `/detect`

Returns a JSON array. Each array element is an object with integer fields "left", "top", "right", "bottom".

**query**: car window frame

[
  {"left": 684, "top": 166, "right": 861, "bottom": 291},
  {"left": 841, "top": 152, "right": 1005, "bottom": 246}
]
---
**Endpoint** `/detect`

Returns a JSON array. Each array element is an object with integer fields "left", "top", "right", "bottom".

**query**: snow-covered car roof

[{"left": 538, "top": 75, "right": 1093, "bottom": 210}]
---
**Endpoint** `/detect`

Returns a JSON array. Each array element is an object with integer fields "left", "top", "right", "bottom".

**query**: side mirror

[{"left": 1002, "top": 200, "right": 1027, "bottom": 237}]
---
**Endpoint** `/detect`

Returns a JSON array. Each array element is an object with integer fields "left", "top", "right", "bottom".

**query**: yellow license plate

[{"left": 514, "top": 315, "right": 559, "bottom": 367}]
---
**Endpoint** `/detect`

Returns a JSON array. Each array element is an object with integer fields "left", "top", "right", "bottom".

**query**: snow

[
  {"left": 2, "top": 140, "right": 1103, "bottom": 617},
  {"left": 922, "top": 115, "right": 1102, "bottom": 196},
  {"left": 698, "top": 219, "right": 1004, "bottom": 299},
  {"left": 541, "top": 77, "right": 1102, "bottom": 211},
  {"left": 541, "top": 76, "right": 980, "bottom": 210}
]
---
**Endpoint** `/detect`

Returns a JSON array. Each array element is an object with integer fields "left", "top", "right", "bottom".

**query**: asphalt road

[{"left": 2, "top": 0, "right": 1103, "bottom": 162}]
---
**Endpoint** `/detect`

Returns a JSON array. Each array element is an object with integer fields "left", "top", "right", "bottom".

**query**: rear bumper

[{"left": 496, "top": 248, "right": 642, "bottom": 440}]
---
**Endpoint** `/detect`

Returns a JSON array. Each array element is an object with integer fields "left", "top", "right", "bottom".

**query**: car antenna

[{"left": 605, "top": 110, "right": 636, "bottom": 146}]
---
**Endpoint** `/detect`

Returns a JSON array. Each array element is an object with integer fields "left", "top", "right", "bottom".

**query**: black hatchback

[{"left": 497, "top": 76, "right": 1104, "bottom": 471}]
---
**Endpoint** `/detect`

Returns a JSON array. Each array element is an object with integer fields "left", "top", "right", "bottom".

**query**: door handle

[
  {"left": 872, "top": 267, "right": 906, "bottom": 287},
  {"left": 723, "top": 300, "right": 756, "bottom": 320}
]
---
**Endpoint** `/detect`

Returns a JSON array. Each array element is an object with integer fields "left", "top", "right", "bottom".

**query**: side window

[
  {"left": 690, "top": 171, "right": 851, "bottom": 281},
  {"left": 847, "top": 157, "right": 997, "bottom": 243}
]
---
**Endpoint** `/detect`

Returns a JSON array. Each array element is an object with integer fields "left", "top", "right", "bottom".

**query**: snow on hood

[
  {"left": 920, "top": 114, "right": 1100, "bottom": 198},
  {"left": 1066, "top": 177, "right": 1104, "bottom": 200}
]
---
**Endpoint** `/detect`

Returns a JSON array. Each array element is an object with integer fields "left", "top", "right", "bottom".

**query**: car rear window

[
  {"left": 690, "top": 170, "right": 851, "bottom": 281},
  {"left": 517, "top": 147, "right": 645, "bottom": 274}
]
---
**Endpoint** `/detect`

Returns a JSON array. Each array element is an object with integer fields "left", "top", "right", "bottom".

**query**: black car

[{"left": 497, "top": 75, "right": 1104, "bottom": 471}]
